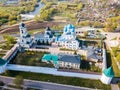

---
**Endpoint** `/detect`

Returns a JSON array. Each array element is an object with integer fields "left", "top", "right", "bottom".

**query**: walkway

[
  {"left": 111, "top": 84, "right": 119, "bottom": 90},
  {"left": 6, "top": 64, "right": 101, "bottom": 80}
]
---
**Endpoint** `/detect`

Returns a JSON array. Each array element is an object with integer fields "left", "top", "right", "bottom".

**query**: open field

[{"left": 0, "top": 21, "right": 65, "bottom": 34}]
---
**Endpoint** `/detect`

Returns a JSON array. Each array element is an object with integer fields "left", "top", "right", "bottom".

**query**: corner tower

[{"left": 101, "top": 67, "right": 114, "bottom": 84}]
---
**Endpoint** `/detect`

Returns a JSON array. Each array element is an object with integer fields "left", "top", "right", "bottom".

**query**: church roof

[
  {"left": 59, "top": 55, "right": 80, "bottom": 64},
  {"left": 0, "top": 58, "right": 7, "bottom": 66},
  {"left": 103, "top": 67, "right": 114, "bottom": 77},
  {"left": 46, "top": 27, "right": 51, "bottom": 31},
  {"left": 20, "top": 23, "right": 25, "bottom": 27},
  {"left": 64, "top": 24, "right": 75, "bottom": 32},
  {"left": 67, "top": 24, "right": 75, "bottom": 29}
]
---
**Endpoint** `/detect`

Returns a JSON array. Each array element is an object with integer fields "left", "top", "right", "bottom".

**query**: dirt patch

[{"left": 0, "top": 21, "right": 65, "bottom": 34}]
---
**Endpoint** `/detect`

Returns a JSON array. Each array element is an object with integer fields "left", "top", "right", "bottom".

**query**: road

[
  {"left": 0, "top": 76, "right": 92, "bottom": 90},
  {"left": 101, "top": 32, "right": 120, "bottom": 41},
  {"left": 111, "top": 84, "right": 119, "bottom": 90}
]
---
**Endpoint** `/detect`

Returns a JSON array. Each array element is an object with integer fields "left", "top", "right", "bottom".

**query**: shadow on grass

[
  {"left": 80, "top": 60, "right": 90, "bottom": 70},
  {"left": 112, "top": 77, "right": 120, "bottom": 84},
  {"left": 106, "top": 51, "right": 112, "bottom": 68}
]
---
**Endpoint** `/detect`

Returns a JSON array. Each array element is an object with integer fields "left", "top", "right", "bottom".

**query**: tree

[
  {"left": 84, "top": 31, "right": 88, "bottom": 37},
  {"left": 13, "top": 76, "right": 23, "bottom": 88},
  {"left": 34, "top": 15, "right": 41, "bottom": 22},
  {"left": 74, "top": 51, "right": 77, "bottom": 55},
  {"left": 2, "top": 35, "right": 16, "bottom": 44},
  {"left": 17, "top": 15, "right": 21, "bottom": 21},
  {"left": 77, "top": 3, "right": 83, "bottom": 10}
]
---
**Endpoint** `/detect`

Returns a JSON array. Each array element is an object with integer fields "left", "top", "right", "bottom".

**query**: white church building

[
  {"left": 34, "top": 27, "right": 54, "bottom": 44},
  {"left": 17, "top": 23, "right": 33, "bottom": 48},
  {"left": 55, "top": 24, "right": 79, "bottom": 50},
  {"left": 17, "top": 23, "right": 79, "bottom": 50}
]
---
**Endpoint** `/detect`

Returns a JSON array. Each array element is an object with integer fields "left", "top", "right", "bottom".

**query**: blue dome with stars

[{"left": 63, "top": 24, "right": 75, "bottom": 33}]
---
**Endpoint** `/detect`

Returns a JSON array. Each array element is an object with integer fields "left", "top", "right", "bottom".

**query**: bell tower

[
  {"left": 18, "top": 22, "right": 33, "bottom": 48},
  {"left": 19, "top": 23, "right": 28, "bottom": 38}
]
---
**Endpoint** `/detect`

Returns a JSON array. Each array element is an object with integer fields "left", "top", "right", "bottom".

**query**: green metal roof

[
  {"left": 42, "top": 54, "right": 58, "bottom": 64},
  {"left": 103, "top": 67, "right": 114, "bottom": 78},
  {"left": 0, "top": 58, "right": 7, "bottom": 66}
]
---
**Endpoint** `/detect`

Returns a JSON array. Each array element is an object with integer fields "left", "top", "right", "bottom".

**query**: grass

[
  {"left": 118, "top": 83, "right": 120, "bottom": 88},
  {"left": 108, "top": 46, "right": 120, "bottom": 77},
  {"left": 80, "top": 60, "right": 102, "bottom": 73},
  {"left": 106, "top": 49, "right": 120, "bottom": 77},
  {"left": 106, "top": 51, "right": 112, "bottom": 68},
  {"left": 9, "top": 51, "right": 54, "bottom": 67},
  {"left": 0, "top": 53, "right": 5, "bottom": 58},
  {"left": 111, "top": 55, "right": 120, "bottom": 77},
  {"left": 3, "top": 70, "right": 111, "bottom": 90},
  {"left": 0, "top": 44, "right": 14, "bottom": 50}
]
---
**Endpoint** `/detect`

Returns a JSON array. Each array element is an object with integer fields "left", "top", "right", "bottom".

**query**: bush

[{"left": 13, "top": 76, "right": 23, "bottom": 88}]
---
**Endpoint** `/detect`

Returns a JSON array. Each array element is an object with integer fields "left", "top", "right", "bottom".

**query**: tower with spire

[
  {"left": 101, "top": 66, "right": 114, "bottom": 84},
  {"left": 18, "top": 22, "right": 33, "bottom": 48}
]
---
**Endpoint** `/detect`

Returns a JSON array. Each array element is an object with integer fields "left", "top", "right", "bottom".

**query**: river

[{"left": 26, "top": 1, "right": 44, "bottom": 15}]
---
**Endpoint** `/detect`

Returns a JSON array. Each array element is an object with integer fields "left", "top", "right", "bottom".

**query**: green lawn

[
  {"left": 0, "top": 54, "right": 5, "bottom": 58},
  {"left": 3, "top": 70, "right": 111, "bottom": 90},
  {"left": 106, "top": 50, "right": 120, "bottom": 77},
  {"left": 106, "top": 51, "right": 112, "bottom": 68},
  {"left": 10, "top": 51, "right": 54, "bottom": 67},
  {"left": 111, "top": 55, "right": 120, "bottom": 77},
  {"left": 0, "top": 44, "right": 14, "bottom": 50},
  {"left": 80, "top": 60, "right": 102, "bottom": 73},
  {"left": 118, "top": 83, "right": 120, "bottom": 88}
]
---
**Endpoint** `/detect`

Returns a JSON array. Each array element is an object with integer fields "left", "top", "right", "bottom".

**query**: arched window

[{"left": 21, "top": 30, "right": 23, "bottom": 34}]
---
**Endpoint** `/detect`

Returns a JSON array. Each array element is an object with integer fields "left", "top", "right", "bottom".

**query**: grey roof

[
  {"left": 88, "top": 53, "right": 102, "bottom": 61},
  {"left": 46, "top": 32, "right": 53, "bottom": 38},
  {"left": 34, "top": 33, "right": 44, "bottom": 38},
  {"left": 59, "top": 55, "right": 80, "bottom": 64},
  {"left": 34, "top": 32, "right": 53, "bottom": 39}
]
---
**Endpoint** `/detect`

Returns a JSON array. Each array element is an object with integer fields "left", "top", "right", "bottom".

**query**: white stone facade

[
  {"left": 18, "top": 23, "right": 33, "bottom": 48},
  {"left": 34, "top": 27, "right": 54, "bottom": 44},
  {"left": 56, "top": 24, "right": 79, "bottom": 50},
  {"left": 100, "top": 73, "right": 113, "bottom": 84},
  {"left": 58, "top": 61, "right": 80, "bottom": 69}
]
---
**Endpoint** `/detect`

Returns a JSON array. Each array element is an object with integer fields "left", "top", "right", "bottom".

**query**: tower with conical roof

[
  {"left": 18, "top": 22, "right": 33, "bottom": 48},
  {"left": 101, "top": 66, "right": 114, "bottom": 84},
  {"left": 0, "top": 58, "right": 7, "bottom": 73}
]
